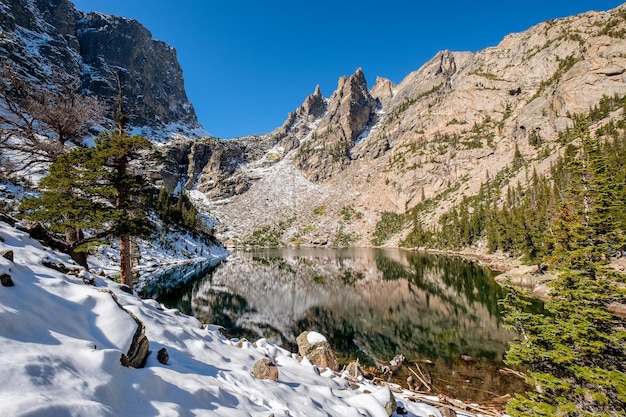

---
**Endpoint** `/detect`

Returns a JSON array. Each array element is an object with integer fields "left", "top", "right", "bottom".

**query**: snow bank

[{"left": 0, "top": 221, "right": 478, "bottom": 417}]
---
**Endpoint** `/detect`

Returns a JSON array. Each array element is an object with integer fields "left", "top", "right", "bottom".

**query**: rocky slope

[
  {"left": 175, "top": 3, "right": 626, "bottom": 248},
  {"left": 0, "top": 0, "right": 200, "bottom": 138}
]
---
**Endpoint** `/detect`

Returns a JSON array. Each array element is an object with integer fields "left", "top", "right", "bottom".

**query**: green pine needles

[{"left": 20, "top": 131, "right": 156, "bottom": 288}]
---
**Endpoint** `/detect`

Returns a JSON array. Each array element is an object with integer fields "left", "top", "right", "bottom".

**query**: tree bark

[
  {"left": 119, "top": 234, "right": 133, "bottom": 289},
  {"left": 65, "top": 226, "right": 88, "bottom": 269}
]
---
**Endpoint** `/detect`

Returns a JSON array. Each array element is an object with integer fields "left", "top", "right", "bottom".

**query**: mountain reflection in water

[{"left": 158, "top": 247, "right": 528, "bottom": 400}]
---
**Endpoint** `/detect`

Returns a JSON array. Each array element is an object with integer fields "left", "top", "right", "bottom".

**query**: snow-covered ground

[{"left": 0, "top": 219, "right": 491, "bottom": 416}]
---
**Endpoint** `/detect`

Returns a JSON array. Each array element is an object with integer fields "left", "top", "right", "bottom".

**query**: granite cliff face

[
  {"left": 3, "top": 0, "right": 625, "bottom": 247},
  {"left": 0, "top": 0, "right": 200, "bottom": 136},
  {"left": 180, "top": 3, "right": 626, "bottom": 247},
  {"left": 293, "top": 68, "right": 379, "bottom": 182}
]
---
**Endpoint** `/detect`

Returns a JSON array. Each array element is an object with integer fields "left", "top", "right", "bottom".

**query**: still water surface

[{"left": 154, "top": 247, "right": 528, "bottom": 400}]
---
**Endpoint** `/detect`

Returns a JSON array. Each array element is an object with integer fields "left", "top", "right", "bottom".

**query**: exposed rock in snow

[{"left": 0, "top": 219, "right": 477, "bottom": 417}]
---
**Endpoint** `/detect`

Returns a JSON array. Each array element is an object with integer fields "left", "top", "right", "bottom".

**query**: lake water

[{"left": 152, "top": 247, "right": 529, "bottom": 401}]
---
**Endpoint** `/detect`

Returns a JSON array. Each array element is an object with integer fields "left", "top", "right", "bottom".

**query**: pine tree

[
  {"left": 20, "top": 149, "right": 103, "bottom": 267},
  {"left": 21, "top": 130, "right": 155, "bottom": 289},
  {"left": 502, "top": 267, "right": 626, "bottom": 416},
  {"left": 501, "top": 122, "right": 626, "bottom": 416}
]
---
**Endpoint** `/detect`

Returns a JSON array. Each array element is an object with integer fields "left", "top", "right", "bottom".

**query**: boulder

[
  {"left": 1, "top": 250, "right": 14, "bottom": 262},
  {"left": 370, "top": 386, "right": 397, "bottom": 417},
  {"left": 296, "top": 331, "right": 339, "bottom": 371},
  {"left": 157, "top": 348, "right": 169, "bottom": 365},
  {"left": 252, "top": 358, "right": 279, "bottom": 382},
  {"left": 121, "top": 331, "right": 150, "bottom": 369},
  {"left": 102, "top": 288, "right": 150, "bottom": 369},
  {"left": 119, "top": 284, "right": 133, "bottom": 295},
  {"left": 345, "top": 361, "right": 364, "bottom": 379},
  {"left": 1, "top": 273, "right": 14, "bottom": 287}
]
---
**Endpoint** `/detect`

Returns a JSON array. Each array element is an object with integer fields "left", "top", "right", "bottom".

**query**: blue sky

[{"left": 71, "top": 1, "right": 623, "bottom": 138}]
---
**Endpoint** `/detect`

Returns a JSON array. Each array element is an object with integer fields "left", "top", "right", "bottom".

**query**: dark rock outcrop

[
  {"left": 157, "top": 347, "right": 169, "bottom": 365},
  {"left": 0, "top": 0, "right": 200, "bottom": 135},
  {"left": 121, "top": 329, "right": 150, "bottom": 369},
  {"left": 76, "top": 12, "right": 198, "bottom": 130},
  {"left": 185, "top": 138, "right": 249, "bottom": 197},
  {"left": 1, "top": 273, "right": 14, "bottom": 287}
]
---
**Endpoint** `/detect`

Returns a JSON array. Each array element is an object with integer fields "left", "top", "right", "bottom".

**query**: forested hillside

[{"left": 399, "top": 93, "right": 626, "bottom": 266}]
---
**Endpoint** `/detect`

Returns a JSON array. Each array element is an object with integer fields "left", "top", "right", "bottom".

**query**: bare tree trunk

[
  {"left": 65, "top": 226, "right": 88, "bottom": 269},
  {"left": 120, "top": 234, "right": 133, "bottom": 289}
]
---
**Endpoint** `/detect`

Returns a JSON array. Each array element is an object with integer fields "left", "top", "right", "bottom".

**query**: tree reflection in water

[{"left": 156, "top": 248, "right": 532, "bottom": 401}]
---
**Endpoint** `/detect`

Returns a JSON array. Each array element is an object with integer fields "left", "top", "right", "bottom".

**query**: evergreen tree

[
  {"left": 502, "top": 240, "right": 626, "bottom": 416},
  {"left": 21, "top": 130, "right": 155, "bottom": 289},
  {"left": 20, "top": 149, "right": 102, "bottom": 267},
  {"left": 502, "top": 122, "right": 626, "bottom": 416}
]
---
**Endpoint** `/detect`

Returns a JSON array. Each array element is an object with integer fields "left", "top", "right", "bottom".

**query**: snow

[
  {"left": 306, "top": 330, "right": 328, "bottom": 344},
  {"left": 0, "top": 219, "right": 487, "bottom": 417}
]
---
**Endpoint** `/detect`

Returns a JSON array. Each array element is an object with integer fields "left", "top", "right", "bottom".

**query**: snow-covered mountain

[{"left": 0, "top": 0, "right": 202, "bottom": 139}]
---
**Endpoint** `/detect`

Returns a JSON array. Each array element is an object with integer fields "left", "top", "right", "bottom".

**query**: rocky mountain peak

[
  {"left": 293, "top": 68, "right": 378, "bottom": 182},
  {"left": 371, "top": 76, "right": 395, "bottom": 106},
  {"left": 179, "top": 4, "right": 626, "bottom": 248},
  {"left": 296, "top": 84, "right": 327, "bottom": 121},
  {"left": 0, "top": 0, "right": 201, "bottom": 139},
  {"left": 270, "top": 84, "right": 329, "bottom": 153}
]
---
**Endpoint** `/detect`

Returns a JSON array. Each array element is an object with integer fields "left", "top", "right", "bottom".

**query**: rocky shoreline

[{"left": 421, "top": 247, "right": 626, "bottom": 316}]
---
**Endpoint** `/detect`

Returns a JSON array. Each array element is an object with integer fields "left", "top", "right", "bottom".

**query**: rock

[
  {"left": 82, "top": 276, "right": 96, "bottom": 286},
  {"left": 294, "top": 68, "right": 378, "bottom": 182},
  {"left": 252, "top": 358, "right": 279, "bottom": 382},
  {"left": 121, "top": 332, "right": 150, "bottom": 368},
  {"left": 1, "top": 250, "right": 13, "bottom": 262},
  {"left": 460, "top": 354, "right": 476, "bottom": 364},
  {"left": 438, "top": 407, "right": 457, "bottom": 417},
  {"left": 103, "top": 288, "right": 150, "bottom": 369},
  {"left": 371, "top": 76, "right": 396, "bottom": 107},
  {"left": 299, "top": 85, "right": 327, "bottom": 121},
  {"left": 345, "top": 361, "right": 363, "bottom": 379},
  {"left": 1, "top": 273, "right": 14, "bottom": 287},
  {"left": 235, "top": 338, "right": 249, "bottom": 348},
  {"left": 296, "top": 331, "right": 339, "bottom": 371},
  {"left": 608, "top": 302, "right": 626, "bottom": 317},
  {"left": 77, "top": 12, "right": 199, "bottom": 130},
  {"left": 185, "top": 138, "right": 250, "bottom": 198},
  {"left": 119, "top": 284, "right": 133, "bottom": 295},
  {"left": 157, "top": 348, "right": 169, "bottom": 365},
  {"left": 42, "top": 260, "right": 71, "bottom": 273},
  {"left": 533, "top": 283, "right": 551, "bottom": 299},
  {"left": 0, "top": 0, "right": 199, "bottom": 135}
]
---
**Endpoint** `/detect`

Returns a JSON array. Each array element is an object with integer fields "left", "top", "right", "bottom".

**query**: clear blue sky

[{"left": 71, "top": 1, "right": 623, "bottom": 138}]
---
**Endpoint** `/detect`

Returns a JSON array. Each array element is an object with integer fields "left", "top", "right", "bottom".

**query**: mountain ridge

[
  {"left": 176, "top": 3, "right": 626, "bottom": 248},
  {"left": 0, "top": 0, "right": 202, "bottom": 139}
]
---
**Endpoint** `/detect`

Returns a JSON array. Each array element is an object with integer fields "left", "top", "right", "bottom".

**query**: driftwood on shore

[{"left": 404, "top": 391, "right": 510, "bottom": 417}]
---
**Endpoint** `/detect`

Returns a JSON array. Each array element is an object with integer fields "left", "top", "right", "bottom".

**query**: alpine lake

[{"left": 143, "top": 247, "right": 535, "bottom": 402}]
